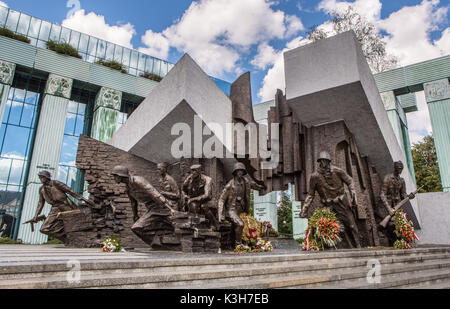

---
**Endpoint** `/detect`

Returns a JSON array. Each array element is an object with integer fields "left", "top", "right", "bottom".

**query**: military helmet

[
  {"left": 38, "top": 170, "right": 51, "bottom": 180},
  {"left": 394, "top": 161, "right": 404, "bottom": 167},
  {"left": 111, "top": 165, "right": 129, "bottom": 177},
  {"left": 190, "top": 164, "right": 202, "bottom": 171},
  {"left": 317, "top": 151, "right": 332, "bottom": 162},
  {"left": 232, "top": 162, "right": 248, "bottom": 176},
  {"left": 157, "top": 162, "right": 168, "bottom": 169}
]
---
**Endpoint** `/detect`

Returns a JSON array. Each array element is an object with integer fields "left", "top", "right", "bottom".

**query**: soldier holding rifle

[
  {"left": 182, "top": 164, "right": 219, "bottom": 230},
  {"left": 111, "top": 165, "right": 177, "bottom": 238},
  {"left": 29, "top": 171, "right": 94, "bottom": 242},
  {"left": 378, "top": 161, "right": 420, "bottom": 243},
  {"left": 300, "top": 151, "right": 361, "bottom": 248}
]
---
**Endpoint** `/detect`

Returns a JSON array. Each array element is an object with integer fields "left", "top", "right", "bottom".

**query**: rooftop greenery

[
  {"left": 46, "top": 40, "right": 82, "bottom": 59},
  {"left": 0, "top": 27, "right": 31, "bottom": 44}
]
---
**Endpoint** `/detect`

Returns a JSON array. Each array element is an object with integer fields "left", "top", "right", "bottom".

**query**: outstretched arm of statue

[
  {"left": 191, "top": 178, "right": 213, "bottom": 205},
  {"left": 339, "top": 169, "right": 357, "bottom": 204},
  {"left": 34, "top": 193, "right": 46, "bottom": 221},
  {"left": 130, "top": 196, "right": 139, "bottom": 222},
  {"left": 245, "top": 175, "right": 266, "bottom": 191},
  {"left": 217, "top": 186, "right": 230, "bottom": 222},
  {"left": 380, "top": 180, "right": 395, "bottom": 216},
  {"left": 55, "top": 181, "right": 94, "bottom": 207},
  {"left": 300, "top": 195, "right": 313, "bottom": 218},
  {"left": 161, "top": 177, "right": 180, "bottom": 201}
]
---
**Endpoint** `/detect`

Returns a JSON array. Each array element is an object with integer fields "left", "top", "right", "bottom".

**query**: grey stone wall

[{"left": 416, "top": 193, "right": 450, "bottom": 245}]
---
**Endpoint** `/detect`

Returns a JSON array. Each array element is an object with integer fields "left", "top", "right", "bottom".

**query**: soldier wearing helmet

[
  {"left": 300, "top": 151, "right": 361, "bottom": 248},
  {"left": 378, "top": 161, "right": 416, "bottom": 245},
  {"left": 0, "top": 209, "right": 13, "bottom": 238},
  {"left": 157, "top": 163, "right": 181, "bottom": 210},
  {"left": 181, "top": 164, "right": 219, "bottom": 229},
  {"left": 218, "top": 162, "right": 266, "bottom": 245},
  {"left": 112, "top": 165, "right": 177, "bottom": 239},
  {"left": 31, "top": 170, "right": 94, "bottom": 242}
]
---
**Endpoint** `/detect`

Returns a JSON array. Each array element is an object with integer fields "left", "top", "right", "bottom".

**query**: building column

[
  {"left": 90, "top": 87, "right": 127, "bottom": 143},
  {"left": 253, "top": 191, "right": 278, "bottom": 231},
  {"left": 0, "top": 60, "right": 15, "bottom": 122},
  {"left": 291, "top": 185, "right": 308, "bottom": 239},
  {"left": 381, "top": 91, "right": 416, "bottom": 183},
  {"left": 17, "top": 74, "right": 73, "bottom": 244},
  {"left": 424, "top": 79, "right": 450, "bottom": 193}
]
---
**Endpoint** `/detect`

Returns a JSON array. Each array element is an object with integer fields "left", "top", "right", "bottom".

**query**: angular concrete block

[
  {"left": 284, "top": 31, "right": 420, "bottom": 225},
  {"left": 108, "top": 54, "right": 232, "bottom": 164}
]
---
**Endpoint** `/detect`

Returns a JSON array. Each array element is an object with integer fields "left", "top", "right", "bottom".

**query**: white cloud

[
  {"left": 62, "top": 10, "right": 136, "bottom": 49},
  {"left": 0, "top": 1, "right": 8, "bottom": 8},
  {"left": 0, "top": 154, "right": 25, "bottom": 185},
  {"left": 251, "top": 43, "right": 279, "bottom": 70},
  {"left": 378, "top": 0, "right": 449, "bottom": 66},
  {"left": 139, "top": 0, "right": 304, "bottom": 77},
  {"left": 138, "top": 30, "right": 171, "bottom": 60},
  {"left": 257, "top": 0, "right": 450, "bottom": 103},
  {"left": 285, "top": 15, "right": 304, "bottom": 37},
  {"left": 318, "top": 0, "right": 382, "bottom": 23},
  {"left": 257, "top": 36, "right": 308, "bottom": 101},
  {"left": 407, "top": 91, "right": 433, "bottom": 146},
  {"left": 435, "top": 27, "right": 450, "bottom": 53}
]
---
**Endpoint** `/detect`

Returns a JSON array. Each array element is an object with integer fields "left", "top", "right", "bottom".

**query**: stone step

[
  {"left": 190, "top": 260, "right": 450, "bottom": 289},
  {"left": 1, "top": 248, "right": 449, "bottom": 281},
  {"left": 2, "top": 252, "right": 449, "bottom": 289},
  {"left": 299, "top": 263, "right": 450, "bottom": 289},
  {"left": 2, "top": 247, "right": 449, "bottom": 271},
  {"left": 398, "top": 278, "right": 450, "bottom": 289}
]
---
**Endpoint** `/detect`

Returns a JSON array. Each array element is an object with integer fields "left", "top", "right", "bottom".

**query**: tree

[
  {"left": 307, "top": 6, "right": 398, "bottom": 73},
  {"left": 277, "top": 191, "right": 293, "bottom": 236},
  {"left": 412, "top": 136, "right": 443, "bottom": 193}
]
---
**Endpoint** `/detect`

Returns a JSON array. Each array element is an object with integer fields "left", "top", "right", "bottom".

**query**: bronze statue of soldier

[
  {"left": 112, "top": 165, "right": 177, "bottom": 238},
  {"left": 300, "top": 151, "right": 361, "bottom": 248},
  {"left": 157, "top": 163, "right": 181, "bottom": 210},
  {"left": 0, "top": 209, "right": 13, "bottom": 238},
  {"left": 182, "top": 164, "right": 219, "bottom": 230},
  {"left": 378, "top": 161, "right": 416, "bottom": 244},
  {"left": 31, "top": 171, "right": 94, "bottom": 242},
  {"left": 218, "top": 162, "right": 266, "bottom": 246}
]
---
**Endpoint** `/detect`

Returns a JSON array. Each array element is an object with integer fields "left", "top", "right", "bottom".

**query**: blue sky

[{"left": 1, "top": 0, "right": 450, "bottom": 144}]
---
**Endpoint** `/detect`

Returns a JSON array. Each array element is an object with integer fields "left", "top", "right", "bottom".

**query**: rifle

[
  {"left": 23, "top": 215, "right": 47, "bottom": 233},
  {"left": 379, "top": 185, "right": 424, "bottom": 228}
]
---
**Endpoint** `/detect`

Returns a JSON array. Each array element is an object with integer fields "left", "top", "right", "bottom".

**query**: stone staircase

[{"left": 0, "top": 245, "right": 449, "bottom": 289}]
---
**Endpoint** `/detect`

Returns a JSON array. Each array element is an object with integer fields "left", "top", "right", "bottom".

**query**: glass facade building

[
  {"left": 0, "top": 6, "right": 174, "bottom": 79},
  {"left": 0, "top": 6, "right": 231, "bottom": 243}
]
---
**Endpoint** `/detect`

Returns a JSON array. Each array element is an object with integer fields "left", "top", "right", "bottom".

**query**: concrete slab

[
  {"left": 416, "top": 193, "right": 450, "bottom": 245},
  {"left": 284, "top": 31, "right": 420, "bottom": 226},
  {"left": 108, "top": 54, "right": 232, "bottom": 163}
]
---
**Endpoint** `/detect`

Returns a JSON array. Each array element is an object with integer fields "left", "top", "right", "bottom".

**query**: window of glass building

[
  {"left": 0, "top": 6, "right": 174, "bottom": 79},
  {"left": 57, "top": 101, "right": 86, "bottom": 191},
  {"left": 0, "top": 87, "right": 40, "bottom": 239}
]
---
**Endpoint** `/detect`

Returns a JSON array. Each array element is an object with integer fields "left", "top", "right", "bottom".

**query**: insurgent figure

[
  {"left": 0, "top": 209, "right": 14, "bottom": 238},
  {"left": 378, "top": 161, "right": 416, "bottom": 243},
  {"left": 300, "top": 151, "right": 361, "bottom": 248},
  {"left": 182, "top": 164, "right": 219, "bottom": 230},
  {"left": 32, "top": 171, "right": 93, "bottom": 242},
  {"left": 112, "top": 165, "right": 176, "bottom": 238},
  {"left": 218, "top": 163, "right": 266, "bottom": 246},
  {"left": 157, "top": 163, "right": 181, "bottom": 211}
]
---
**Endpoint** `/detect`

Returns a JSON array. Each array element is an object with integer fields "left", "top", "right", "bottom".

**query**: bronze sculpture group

[
  {"left": 27, "top": 152, "right": 418, "bottom": 250},
  {"left": 300, "top": 154, "right": 418, "bottom": 248},
  {"left": 300, "top": 151, "right": 361, "bottom": 248}
]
